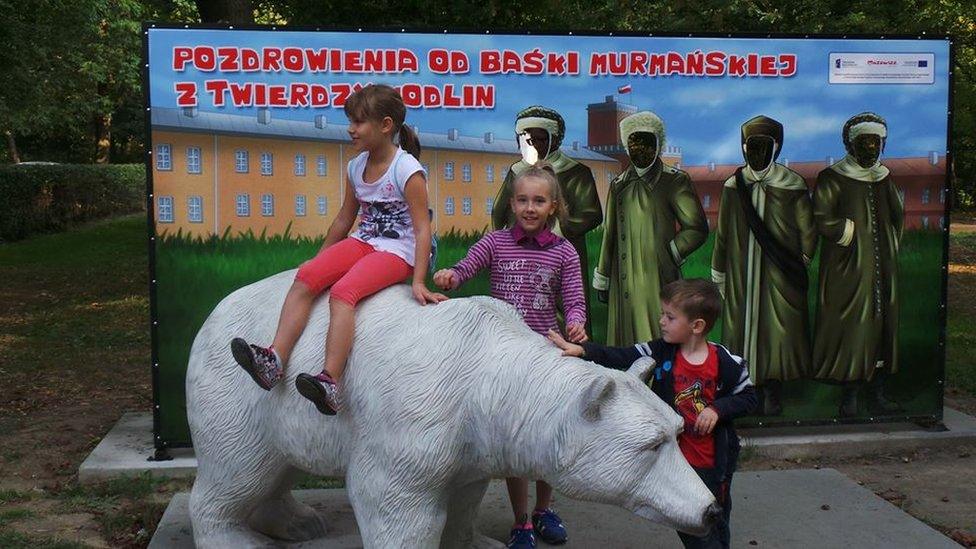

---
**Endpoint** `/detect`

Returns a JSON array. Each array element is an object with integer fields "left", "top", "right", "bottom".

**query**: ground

[{"left": 0, "top": 214, "right": 974, "bottom": 548}]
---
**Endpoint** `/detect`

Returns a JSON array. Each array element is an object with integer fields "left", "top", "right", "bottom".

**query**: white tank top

[{"left": 348, "top": 147, "right": 426, "bottom": 266}]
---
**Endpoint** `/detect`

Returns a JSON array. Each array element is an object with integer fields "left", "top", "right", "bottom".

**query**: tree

[
  {"left": 0, "top": 0, "right": 970, "bottom": 206},
  {"left": 195, "top": 0, "right": 253, "bottom": 24}
]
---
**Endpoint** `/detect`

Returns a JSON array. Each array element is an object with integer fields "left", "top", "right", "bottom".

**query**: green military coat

[
  {"left": 595, "top": 160, "right": 708, "bottom": 345},
  {"left": 711, "top": 163, "right": 818, "bottom": 383},
  {"left": 812, "top": 161, "right": 903, "bottom": 382}
]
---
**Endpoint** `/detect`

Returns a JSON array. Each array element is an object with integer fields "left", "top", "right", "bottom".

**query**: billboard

[{"left": 144, "top": 26, "right": 951, "bottom": 448}]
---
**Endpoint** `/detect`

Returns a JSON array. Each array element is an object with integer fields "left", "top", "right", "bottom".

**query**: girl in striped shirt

[{"left": 433, "top": 162, "right": 587, "bottom": 549}]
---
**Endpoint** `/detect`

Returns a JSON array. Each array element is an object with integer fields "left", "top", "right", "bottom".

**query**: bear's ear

[
  {"left": 581, "top": 377, "right": 616, "bottom": 421},
  {"left": 626, "top": 357, "right": 655, "bottom": 384}
]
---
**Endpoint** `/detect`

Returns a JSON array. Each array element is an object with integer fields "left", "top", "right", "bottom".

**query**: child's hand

[
  {"left": 566, "top": 323, "right": 588, "bottom": 343},
  {"left": 413, "top": 282, "right": 448, "bottom": 305},
  {"left": 694, "top": 407, "right": 719, "bottom": 435},
  {"left": 547, "top": 329, "right": 585, "bottom": 357},
  {"left": 433, "top": 269, "right": 459, "bottom": 291}
]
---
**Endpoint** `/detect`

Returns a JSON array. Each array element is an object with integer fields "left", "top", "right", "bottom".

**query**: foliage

[
  {"left": 0, "top": 0, "right": 971, "bottom": 192},
  {"left": 0, "top": 164, "right": 145, "bottom": 241}
]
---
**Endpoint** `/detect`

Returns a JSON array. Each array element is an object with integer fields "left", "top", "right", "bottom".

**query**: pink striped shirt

[{"left": 452, "top": 227, "right": 586, "bottom": 335}]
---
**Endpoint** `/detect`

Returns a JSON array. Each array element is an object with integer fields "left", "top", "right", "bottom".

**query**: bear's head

[{"left": 548, "top": 359, "right": 720, "bottom": 535}]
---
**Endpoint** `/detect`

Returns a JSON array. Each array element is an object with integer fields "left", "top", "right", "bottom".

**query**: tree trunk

[
  {"left": 5, "top": 130, "right": 20, "bottom": 164},
  {"left": 94, "top": 112, "right": 111, "bottom": 164},
  {"left": 196, "top": 0, "right": 254, "bottom": 24}
]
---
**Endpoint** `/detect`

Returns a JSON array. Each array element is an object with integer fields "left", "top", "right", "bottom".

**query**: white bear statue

[{"left": 186, "top": 271, "right": 719, "bottom": 548}]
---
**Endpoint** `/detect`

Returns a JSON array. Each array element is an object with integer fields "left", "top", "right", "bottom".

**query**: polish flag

[{"left": 617, "top": 84, "right": 632, "bottom": 94}]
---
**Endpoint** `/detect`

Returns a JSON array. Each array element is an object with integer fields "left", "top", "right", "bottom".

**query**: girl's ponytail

[{"left": 399, "top": 124, "right": 422, "bottom": 160}]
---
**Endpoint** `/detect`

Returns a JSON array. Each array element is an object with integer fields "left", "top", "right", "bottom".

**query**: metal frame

[{"left": 142, "top": 23, "right": 955, "bottom": 448}]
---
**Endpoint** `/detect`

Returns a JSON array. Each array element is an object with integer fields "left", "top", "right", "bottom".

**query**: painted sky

[{"left": 148, "top": 28, "right": 950, "bottom": 166}]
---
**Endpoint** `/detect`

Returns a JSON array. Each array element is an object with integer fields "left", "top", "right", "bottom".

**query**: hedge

[{"left": 0, "top": 164, "right": 145, "bottom": 242}]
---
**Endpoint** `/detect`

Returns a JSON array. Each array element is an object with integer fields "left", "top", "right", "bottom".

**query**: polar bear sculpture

[{"left": 186, "top": 271, "right": 718, "bottom": 548}]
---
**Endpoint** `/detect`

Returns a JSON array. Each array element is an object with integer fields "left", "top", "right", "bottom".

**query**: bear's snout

[{"left": 702, "top": 502, "right": 722, "bottom": 528}]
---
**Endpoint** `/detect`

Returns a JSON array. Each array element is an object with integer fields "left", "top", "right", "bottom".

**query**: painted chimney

[
  {"left": 314, "top": 114, "right": 327, "bottom": 129},
  {"left": 826, "top": 155, "right": 834, "bottom": 166},
  {"left": 572, "top": 141, "right": 580, "bottom": 151},
  {"left": 484, "top": 132, "right": 494, "bottom": 144},
  {"left": 929, "top": 151, "right": 939, "bottom": 165},
  {"left": 708, "top": 161, "right": 715, "bottom": 172},
  {"left": 782, "top": 158, "right": 790, "bottom": 167},
  {"left": 258, "top": 108, "right": 271, "bottom": 125},
  {"left": 182, "top": 106, "right": 197, "bottom": 118}
]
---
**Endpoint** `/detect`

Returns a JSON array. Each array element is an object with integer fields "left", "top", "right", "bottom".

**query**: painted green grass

[{"left": 156, "top": 227, "right": 946, "bottom": 441}]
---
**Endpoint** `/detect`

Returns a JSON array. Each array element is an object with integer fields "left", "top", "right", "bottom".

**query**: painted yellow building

[{"left": 150, "top": 107, "right": 620, "bottom": 238}]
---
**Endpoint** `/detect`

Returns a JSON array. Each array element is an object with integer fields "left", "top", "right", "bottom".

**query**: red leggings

[{"left": 295, "top": 237, "right": 413, "bottom": 306}]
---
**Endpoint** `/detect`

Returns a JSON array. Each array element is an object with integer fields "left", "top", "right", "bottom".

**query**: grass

[
  {"left": 0, "top": 531, "right": 89, "bottom": 549},
  {"left": 0, "top": 215, "right": 161, "bottom": 548},
  {"left": 294, "top": 475, "right": 346, "bottom": 490},
  {"left": 947, "top": 232, "right": 976, "bottom": 398},
  {"left": 0, "top": 214, "right": 149, "bottom": 417},
  {"left": 47, "top": 473, "right": 185, "bottom": 546},
  {"left": 0, "top": 490, "right": 32, "bottom": 505}
]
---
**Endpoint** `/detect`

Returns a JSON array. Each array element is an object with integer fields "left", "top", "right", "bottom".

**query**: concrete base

[
  {"left": 81, "top": 408, "right": 976, "bottom": 483},
  {"left": 149, "top": 469, "right": 957, "bottom": 548},
  {"left": 740, "top": 407, "right": 976, "bottom": 460},
  {"left": 78, "top": 412, "right": 196, "bottom": 484}
]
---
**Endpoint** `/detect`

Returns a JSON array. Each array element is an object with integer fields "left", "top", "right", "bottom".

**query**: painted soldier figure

[
  {"left": 492, "top": 106, "right": 603, "bottom": 334},
  {"left": 812, "top": 112, "right": 903, "bottom": 417},
  {"left": 711, "top": 115, "right": 817, "bottom": 416},
  {"left": 593, "top": 110, "right": 708, "bottom": 345}
]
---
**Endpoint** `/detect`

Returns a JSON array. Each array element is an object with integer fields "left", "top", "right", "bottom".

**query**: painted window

[
  {"left": 155, "top": 144, "right": 171, "bottom": 171},
  {"left": 187, "top": 196, "right": 203, "bottom": 223}
]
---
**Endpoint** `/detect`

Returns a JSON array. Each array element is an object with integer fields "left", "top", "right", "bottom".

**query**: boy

[{"left": 548, "top": 279, "right": 757, "bottom": 548}]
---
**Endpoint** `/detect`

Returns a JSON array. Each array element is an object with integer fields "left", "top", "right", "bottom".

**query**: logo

[
  {"left": 835, "top": 58, "right": 842, "bottom": 69},
  {"left": 675, "top": 381, "right": 708, "bottom": 414},
  {"left": 918, "top": 60, "right": 928, "bottom": 67},
  {"left": 867, "top": 59, "right": 897, "bottom": 66}
]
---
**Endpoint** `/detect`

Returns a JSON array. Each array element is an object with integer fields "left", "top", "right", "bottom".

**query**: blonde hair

[
  {"left": 343, "top": 84, "right": 421, "bottom": 159},
  {"left": 512, "top": 161, "right": 566, "bottom": 229}
]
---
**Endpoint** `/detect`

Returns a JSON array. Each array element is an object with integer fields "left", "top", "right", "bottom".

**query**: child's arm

[
  {"left": 560, "top": 246, "right": 587, "bottom": 342},
  {"left": 404, "top": 172, "right": 448, "bottom": 305},
  {"left": 710, "top": 361, "right": 759, "bottom": 421},
  {"left": 547, "top": 330, "right": 647, "bottom": 371},
  {"left": 318, "top": 179, "right": 359, "bottom": 253},
  {"left": 444, "top": 232, "right": 495, "bottom": 289}
]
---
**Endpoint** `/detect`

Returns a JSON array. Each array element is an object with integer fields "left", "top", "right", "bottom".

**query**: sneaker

[
  {"left": 506, "top": 525, "right": 536, "bottom": 549},
  {"left": 532, "top": 508, "right": 567, "bottom": 545},
  {"left": 295, "top": 372, "right": 340, "bottom": 415},
  {"left": 231, "top": 338, "right": 283, "bottom": 390}
]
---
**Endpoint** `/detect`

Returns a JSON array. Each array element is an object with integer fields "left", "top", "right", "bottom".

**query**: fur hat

[
  {"left": 619, "top": 111, "right": 666, "bottom": 157},
  {"left": 842, "top": 112, "right": 887, "bottom": 155},
  {"left": 514, "top": 105, "right": 566, "bottom": 151}
]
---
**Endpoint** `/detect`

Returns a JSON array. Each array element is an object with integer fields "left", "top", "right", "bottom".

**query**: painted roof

[
  {"left": 151, "top": 107, "right": 616, "bottom": 162},
  {"left": 684, "top": 156, "right": 947, "bottom": 184}
]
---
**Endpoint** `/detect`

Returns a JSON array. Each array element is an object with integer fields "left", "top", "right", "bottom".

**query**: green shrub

[{"left": 0, "top": 164, "right": 145, "bottom": 242}]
